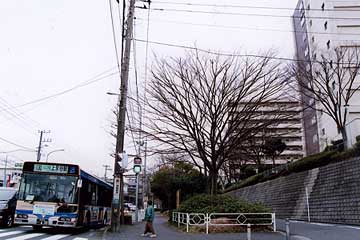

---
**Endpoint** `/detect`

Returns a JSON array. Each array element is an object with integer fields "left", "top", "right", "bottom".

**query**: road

[
  {"left": 0, "top": 225, "right": 104, "bottom": 240},
  {"left": 277, "top": 219, "right": 360, "bottom": 240}
]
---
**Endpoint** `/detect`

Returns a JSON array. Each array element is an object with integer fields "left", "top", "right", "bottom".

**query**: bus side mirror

[{"left": 77, "top": 179, "right": 82, "bottom": 188}]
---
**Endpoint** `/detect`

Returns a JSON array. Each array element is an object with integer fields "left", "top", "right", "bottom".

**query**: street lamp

[{"left": 46, "top": 149, "right": 65, "bottom": 162}]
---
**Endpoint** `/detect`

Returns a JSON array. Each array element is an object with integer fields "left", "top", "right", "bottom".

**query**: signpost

[{"left": 133, "top": 157, "right": 142, "bottom": 223}]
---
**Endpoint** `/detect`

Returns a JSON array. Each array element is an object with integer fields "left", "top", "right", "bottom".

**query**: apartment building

[{"left": 293, "top": 0, "right": 360, "bottom": 154}]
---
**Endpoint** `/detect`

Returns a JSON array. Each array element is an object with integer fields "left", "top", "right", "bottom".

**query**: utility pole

[
  {"left": 36, "top": 130, "right": 51, "bottom": 162},
  {"left": 111, "top": 0, "right": 136, "bottom": 232},
  {"left": 3, "top": 155, "right": 8, "bottom": 187},
  {"left": 103, "top": 164, "right": 111, "bottom": 182}
]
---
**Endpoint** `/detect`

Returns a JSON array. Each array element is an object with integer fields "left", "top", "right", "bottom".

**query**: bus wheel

[{"left": 32, "top": 225, "right": 43, "bottom": 231}]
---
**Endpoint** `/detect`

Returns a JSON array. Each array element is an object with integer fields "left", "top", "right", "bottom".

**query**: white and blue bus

[{"left": 15, "top": 162, "right": 112, "bottom": 229}]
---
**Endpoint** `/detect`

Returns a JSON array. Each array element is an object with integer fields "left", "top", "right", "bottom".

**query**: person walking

[{"left": 141, "top": 200, "right": 156, "bottom": 238}]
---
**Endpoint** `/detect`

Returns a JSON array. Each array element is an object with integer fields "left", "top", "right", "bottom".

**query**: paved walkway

[{"left": 103, "top": 215, "right": 284, "bottom": 240}]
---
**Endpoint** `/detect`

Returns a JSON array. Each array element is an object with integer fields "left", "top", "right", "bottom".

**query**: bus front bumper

[{"left": 15, "top": 214, "right": 77, "bottom": 227}]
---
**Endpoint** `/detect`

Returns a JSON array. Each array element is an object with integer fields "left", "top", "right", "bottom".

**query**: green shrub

[
  {"left": 177, "top": 194, "right": 270, "bottom": 214},
  {"left": 224, "top": 142, "right": 360, "bottom": 193},
  {"left": 287, "top": 150, "right": 336, "bottom": 173},
  {"left": 356, "top": 135, "right": 360, "bottom": 143}
]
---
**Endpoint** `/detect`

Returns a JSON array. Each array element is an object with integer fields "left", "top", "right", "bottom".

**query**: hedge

[
  {"left": 223, "top": 141, "right": 360, "bottom": 193},
  {"left": 176, "top": 194, "right": 269, "bottom": 214}
]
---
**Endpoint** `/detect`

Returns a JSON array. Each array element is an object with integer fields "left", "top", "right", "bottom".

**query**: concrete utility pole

[
  {"left": 111, "top": 0, "right": 136, "bottom": 232},
  {"left": 103, "top": 164, "right": 111, "bottom": 182},
  {"left": 36, "top": 130, "right": 51, "bottom": 162},
  {"left": 3, "top": 155, "right": 8, "bottom": 187}
]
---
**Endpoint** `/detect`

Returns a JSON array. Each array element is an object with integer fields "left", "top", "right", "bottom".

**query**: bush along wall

[{"left": 224, "top": 140, "right": 360, "bottom": 193}]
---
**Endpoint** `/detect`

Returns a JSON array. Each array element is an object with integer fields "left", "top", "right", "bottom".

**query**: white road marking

[
  {"left": 41, "top": 234, "right": 71, "bottom": 240},
  {"left": 0, "top": 231, "right": 24, "bottom": 238},
  {"left": 7, "top": 233, "right": 44, "bottom": 240},
  {"left": 291, "top": 236, "right": 312, "bottom": 240},
  {"left": 310, "top": 223, "right": 334, "bottom": 227},
  {"left": 340, "top": 226, "right": 360, "bottom": 230},
  {"left": 18, "top": 226, "right": 31, "bottom": 228},
  {"left": 72, "top": 238, "right": 88, "bottom": 240},
  {"left": 279, "top": 232, "right": 312, "bottom": 240}
]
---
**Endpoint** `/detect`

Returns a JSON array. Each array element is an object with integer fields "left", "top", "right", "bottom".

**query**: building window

[
  {"left": 303, "top": 34, "right": 307, "bottom": 43},
  {"left": 321, "top": 3, "right": 325, "bottom": 11},
  {"left": 301, "top": 16, "right": 306, "bottom": 27},
  {"left": 313, "top": 134, "right": 318, "bottom": 143},
  {"left": 327, "top": 40, "right": 331, "bottom": 49},
  {"left": 311, "top": 116, "right": 317, "bottom": 125},
  {"left": 324, "top": 21, "right": 328, "bottom": 30},
  {"left": 304, "top": 47, "right": 309, "bottom": 57}
]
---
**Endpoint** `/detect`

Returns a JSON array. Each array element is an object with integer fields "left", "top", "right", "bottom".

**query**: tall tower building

[{"left": 293, "top": 0, "right": 360, "bottom": 155}]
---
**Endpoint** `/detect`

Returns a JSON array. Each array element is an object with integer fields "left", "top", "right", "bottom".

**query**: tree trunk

[
  {"left": 208, "top": 171, "right": 218, "bottom": 195},
  {"left": 340, "top": 127, "right": 349, "bottom": 150}
]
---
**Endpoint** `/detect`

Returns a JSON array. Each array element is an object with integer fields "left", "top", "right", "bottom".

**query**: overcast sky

[{"left": 0, "top": 0, "right": 298, "bottom": 177}]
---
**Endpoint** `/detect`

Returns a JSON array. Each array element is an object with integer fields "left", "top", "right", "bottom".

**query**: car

[{"left": 0, "top": 187, "right": 17, "bottom": 227}]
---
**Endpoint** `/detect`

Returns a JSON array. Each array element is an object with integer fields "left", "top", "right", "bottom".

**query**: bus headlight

[{"left": 17, "top": 214, "right": 28, "bottom": 219}]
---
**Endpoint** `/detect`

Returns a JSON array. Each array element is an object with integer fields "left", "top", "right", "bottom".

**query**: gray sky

[{"left": 0, "top": 0, "right": 298, "bottom": 177}]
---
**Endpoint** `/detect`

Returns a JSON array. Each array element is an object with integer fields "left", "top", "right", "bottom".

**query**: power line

[
  {"left": 149, "top": 1, "right": 360, "bottom": 12},
  {"left": 150, "top": 7, "right": 360, "bottom": 20},
  {"left": 109, "top": 0, "right": 122, "bottom": 72},
  {"left": 0, "top": 136, "right": 34, "bottom": 151},
  {"left": 132, "top": 19, "right": 142, "bottom": 151},
  {"left": 0, "top": 97, "right": 41, "bottom": 128},
  {"left": 132, "top": 38, "right": 360, "bottom": 65},
  {"left": 136, "top": 17, "right": 360, "bottom": 36},
  {"left": 0, "top": 67, "right": 118, "bottom": 113},
  {"left": 126, "top": 110, "right": 139, "bottom": 155},
  {"left": 0, "top": 102, "right": 38, "bottom": 137}
]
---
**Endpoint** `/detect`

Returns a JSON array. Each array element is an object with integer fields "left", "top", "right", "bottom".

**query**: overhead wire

[
  {"left": 0, "top": 97, "right": 41, "bottom": 128},
  {"left": 132, "top": 38, "right": 360, "bottom": 65},
  {"left": 150, "top": 7, "right": 360, "bottom": 20},
  {"left": 149, "top": 1, "right": 360, "bottom": 12},
  {"left": 132, "top": 19, "right": 142, "bottom": 153},
  {"left": 135, "top": 17, "right": 360, "bottom": 36},
  {"left": 0, "top": 67, "right": 118, "bottom": 113},
  {"left": 109, "top": 0, "right": 122, "bottom": 73},
  {"left": 0, "top": 136, "right": 35, "bottom": 151}
]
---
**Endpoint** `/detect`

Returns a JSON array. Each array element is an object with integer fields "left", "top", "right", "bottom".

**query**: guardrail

[{"left": 172, "top": 212, "right": 276, "bottom": 234}]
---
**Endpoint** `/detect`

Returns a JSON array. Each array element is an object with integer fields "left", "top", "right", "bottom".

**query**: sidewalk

[{"left": 103, "top": 215, "right": 284, "bottom": 240}]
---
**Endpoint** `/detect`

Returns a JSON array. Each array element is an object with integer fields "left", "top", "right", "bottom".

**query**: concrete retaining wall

[{"left": 226, "top": 157, "right": 360, "bottom": 224}]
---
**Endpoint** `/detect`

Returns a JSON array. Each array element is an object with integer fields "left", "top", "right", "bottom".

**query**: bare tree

[
  {"left": 138, "top": 50, "right": 288, "bottom": 195},
  {"left": 291, "top": 47, "right": 360, "bottom": 150}
]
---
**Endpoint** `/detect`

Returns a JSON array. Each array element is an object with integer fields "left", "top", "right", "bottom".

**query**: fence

[{"left": 172, "top": 212, "right": 276, "bottom": 234}]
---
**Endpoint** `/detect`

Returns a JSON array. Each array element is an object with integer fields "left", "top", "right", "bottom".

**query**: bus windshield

[{"left": 18, "top": 173, "right": 78, "bottom": 204}]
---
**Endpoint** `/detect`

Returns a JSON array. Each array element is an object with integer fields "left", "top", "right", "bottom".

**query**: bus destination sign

[{"left": 33, "top": 164, "right": 69, "bottom": 174}]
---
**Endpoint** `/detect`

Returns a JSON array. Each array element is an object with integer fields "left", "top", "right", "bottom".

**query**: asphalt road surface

[{"left": 0, "top": 225, "right": 104, "bottom": 240}]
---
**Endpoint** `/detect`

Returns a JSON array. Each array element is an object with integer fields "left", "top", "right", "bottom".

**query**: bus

[{"left": 14, "top": 162, "right": 112, "bottom": 229}]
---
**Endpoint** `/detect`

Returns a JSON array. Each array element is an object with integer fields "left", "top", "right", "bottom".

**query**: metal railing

[{"left": 172, "top": 212, "right": 276, "bottom": 234}]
